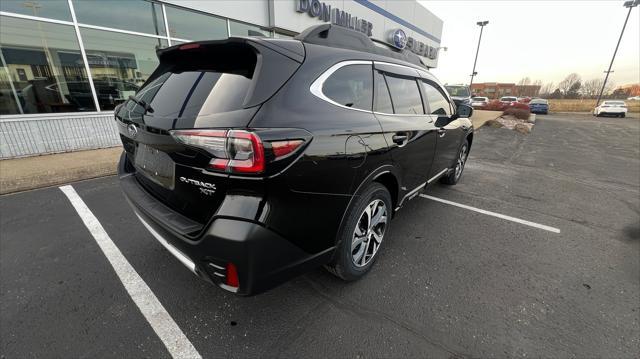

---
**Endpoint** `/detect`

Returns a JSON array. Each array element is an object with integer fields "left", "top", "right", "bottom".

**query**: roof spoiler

[
  {"left": 156, "top": 37, "right": 305, "bottom": 64},
  {"left": 294, "top": 24, "right": 427, "bottom": 69}
]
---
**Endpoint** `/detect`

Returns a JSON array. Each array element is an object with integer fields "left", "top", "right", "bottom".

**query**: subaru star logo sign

[
  {"left": 127, "top": 124, "right": 138, "bottom": 138},
  {"left": 389, "top": 29, "right": 407, "bottom": 49}
]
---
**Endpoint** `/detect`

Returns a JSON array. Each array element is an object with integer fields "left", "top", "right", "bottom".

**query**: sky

[{"left": 420, "top": 0, "right": 640, "bottom": 88}]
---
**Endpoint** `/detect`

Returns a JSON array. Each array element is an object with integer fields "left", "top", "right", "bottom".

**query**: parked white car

[
  {"left": 470, "top": 96, "right": 489, "bottom": 108},
  {"left": 593, "top": 101, "right": 628, "bottom": 118},
  {"left": 627, "top": 96, "right": 640, "bottom": 101},
  {"left": 500, "top": 96, "right": 518, "bottom": 105}
]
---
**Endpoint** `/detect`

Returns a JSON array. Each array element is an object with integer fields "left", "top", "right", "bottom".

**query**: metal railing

[{"left": 0, "top": 112, "right": 119, "bottom": 159}]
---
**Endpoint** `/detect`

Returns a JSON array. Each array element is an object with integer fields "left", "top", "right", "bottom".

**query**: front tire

[
  {"left": 326, "top": 183, "right": 391, "bottom": 281},
  {"left": 621, "top": 113, "right": 626, "bottom": 118},
  {"left": 440, "top": 139, "right": 469, "bottom": 185}
]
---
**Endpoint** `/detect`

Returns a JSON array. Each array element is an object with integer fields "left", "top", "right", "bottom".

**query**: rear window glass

[
  {"left": 126, "top": 69, "right": 252, "bottom": 118},
  {"left": 384, "top": 74, "right": 423, "bottom": 115},
  {"left": 445, "top": 85, "right": 470, "bottom": 97},
  {"left": 530, "top": 99, "right": 548, "bottom": 104},
  {"left": 323, "top": 64, "right": 372, "bottom": 111}
]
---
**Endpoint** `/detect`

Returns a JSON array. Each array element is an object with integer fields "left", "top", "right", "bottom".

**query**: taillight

[
  {"left": 170, "top": 129, "right": 305, "bottom": 175},
  {"left": 271, "top": 140, "right": 304, "bottom": 159},
  {"left": 171, "top": 129, "right": 265, "bottom": 174}
]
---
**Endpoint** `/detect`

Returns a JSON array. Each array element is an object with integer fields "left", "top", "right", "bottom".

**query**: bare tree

[
  {"left": 582, "top": 79, "right": 603, "bottom": 98},
  {"left": 532, "top": 80, "right": 543, "bottom": 96},
  {"left": 558, "top": 73, "right": 581, "bottom": 96},
  {"left": 518, "top": 77, "right": 531, "bottom": 86},
  {"left": 540, "top": 82, "right": 555, "bottom": 97}
]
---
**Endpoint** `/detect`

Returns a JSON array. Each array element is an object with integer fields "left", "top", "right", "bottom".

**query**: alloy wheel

[
  {"left": 454, "top": 144, "right": 468, "bottom": 181},
  {"left": 351, "top": 199, "right": 388, "bottom": 267}
]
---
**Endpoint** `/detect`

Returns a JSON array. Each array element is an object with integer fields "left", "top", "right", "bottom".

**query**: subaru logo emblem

[
  {"left": 127, "top": 124, "right": 138, "bottom": 138},
  {"left": 390, "top": 29, "right": 407, "bottom": 49}
]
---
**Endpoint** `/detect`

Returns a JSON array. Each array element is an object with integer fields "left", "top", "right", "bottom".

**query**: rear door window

[
  {"left": 384, "top": 74, "right": 424, "bottom": 115},
  {"left": 422, "top": 81, "right": 452, "bottom": 116},
  {"left": 322, "top": 64, "right": 373, "bottom": 111},
  {"left": 374, "top": 71, "right": 394, "bottom": 113}
]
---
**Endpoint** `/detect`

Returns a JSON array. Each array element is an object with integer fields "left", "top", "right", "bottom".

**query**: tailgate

[{"left": 115, "top": 38, "right": 304, "bottom": 223}]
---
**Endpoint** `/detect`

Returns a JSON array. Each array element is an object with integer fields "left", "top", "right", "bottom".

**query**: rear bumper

[
  {"left": 530, "top": 107, "right": 548, "bottom": 113},
  {"left": 117, "top": 152, "right": 333, "bottom": 295},
  {"left": 598, "top": 109, "right": 626, "bottom": 114}
]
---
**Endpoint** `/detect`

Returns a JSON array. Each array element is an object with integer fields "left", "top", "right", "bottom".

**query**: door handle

[
  {"left": 437, "top": 128, "right": 446, "bottom": 137},
  {"left": 392, "top": 133, "right": 408, "bottom": 146}
]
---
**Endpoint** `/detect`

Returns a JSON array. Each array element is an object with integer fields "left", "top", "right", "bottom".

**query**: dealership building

[{"left": 0, "top": 0, "right": 443, "bottom": 158}]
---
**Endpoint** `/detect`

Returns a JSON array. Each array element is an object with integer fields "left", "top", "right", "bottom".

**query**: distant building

[
  {"left": 471, "top": 83, "right": 516, "bottom": 99},
  {"left": 471, "top": 82, "right": 541, "bottom": 98},
  {"left": 615, "top": 84, "right": 640, "bottom": 97}
]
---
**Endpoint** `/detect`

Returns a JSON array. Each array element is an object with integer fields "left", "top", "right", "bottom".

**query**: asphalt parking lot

[{"left": 1, "top": 113, "right": 639, "bottom": 358}]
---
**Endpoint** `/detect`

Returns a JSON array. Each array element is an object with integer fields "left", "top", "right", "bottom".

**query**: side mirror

[{"left": 456, "top": 104, "right": 473, "bottom": 118}]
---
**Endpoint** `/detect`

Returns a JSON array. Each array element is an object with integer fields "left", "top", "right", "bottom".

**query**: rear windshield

[
  {"left": 605, "top": 101, "right": 625, "bottom": 105},
  {"left": 445, "top": 86, "right": 470, "bottom": 97},
  {"left": 472, "top": 97, "right": 487, "bottom": 101},
  {"left": 116, "top": 40, "right": 302, "bottom": 127},
  {"left": 530, "top": 99, "right": 548, "bottom": 104},
  {"left": 502, "top": 97, "right": 517, "bottom": 101},
  {"left": 131, "top": 70, "right": 253, "bottom": 119}
]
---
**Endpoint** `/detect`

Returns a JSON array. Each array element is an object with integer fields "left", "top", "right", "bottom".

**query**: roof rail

[{"left": 294, "top": 24, "right": 428, "bottom": 69}]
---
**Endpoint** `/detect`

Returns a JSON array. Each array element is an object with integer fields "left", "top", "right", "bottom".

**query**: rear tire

[
  {"left": 440, "top": 139, "right": 469, "bottom": 185},
  {"left": 621, "top": 113, "right": 626, "bottom": 118},
  {"left": 326, "top": 183, "right": 391, "bottom": 281}
]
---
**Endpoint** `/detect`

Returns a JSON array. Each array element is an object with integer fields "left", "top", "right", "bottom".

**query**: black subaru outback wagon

[{"left": 116, "top": 24, "right": 474, "bottom": 295}]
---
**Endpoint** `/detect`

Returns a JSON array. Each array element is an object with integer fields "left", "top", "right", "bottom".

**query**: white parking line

[
  {"left": 59, "top": 185, "right": 202, "bottom": 359},
  {"left": 419, "top": 194, "right": 561, "bottom": 233}
]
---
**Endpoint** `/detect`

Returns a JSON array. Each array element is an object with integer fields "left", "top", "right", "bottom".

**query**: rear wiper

[{"left": 128, "top": 95, "right": 154, "bottom": 114}]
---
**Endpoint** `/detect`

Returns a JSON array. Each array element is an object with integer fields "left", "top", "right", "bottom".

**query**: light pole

[
  {"left": 595, "top": 0, "right": 639, "bottom": 106},
  {"left": 469, "top": 21, "right": 488, "bottom": 89}
]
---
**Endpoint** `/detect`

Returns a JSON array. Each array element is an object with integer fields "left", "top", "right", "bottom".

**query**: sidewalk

[{"left": 0, "top": 147, "right": 121, "bottom": 195}]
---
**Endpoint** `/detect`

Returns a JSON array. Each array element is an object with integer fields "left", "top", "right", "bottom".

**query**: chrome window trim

[
  {"left": 309, "top": 60, "right": 373, "bottom": 114},
  {"left": 373, "top": 61, "right": 433, "bottom": 117},
  {"left": 310, "top": 60, "right": 438, "bottom": 117}
]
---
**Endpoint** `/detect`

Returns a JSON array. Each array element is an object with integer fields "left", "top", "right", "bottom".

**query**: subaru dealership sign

[{"left": 296, "top": 0, "right": 373, "bottom": 36}]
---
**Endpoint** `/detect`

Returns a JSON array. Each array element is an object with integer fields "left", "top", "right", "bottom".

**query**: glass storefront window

[
  {"left": 229, "top": 20, "right": 270, "bottom": 37},
  {"left": 0, "top": 0, "right": 71, "bottom": 21},
  {"left": 165, "top": 6, "right": 227, "bottom": 41},
  {"left": 80, "top": 28, "right": 167, "bottom": 110},
  {"left": 72, "top": 0, "right": 166, "bottom": 36},
  {"left": 0, "top": 16, "right": 95, "bottom": 114}
]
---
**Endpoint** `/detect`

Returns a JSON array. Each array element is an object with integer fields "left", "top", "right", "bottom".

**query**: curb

[
  {"left": 0, "top": 165, "right": 117, "bottom": 195},
  {"left": 0, "top": 147, "right": 121, "bottom": 195}
]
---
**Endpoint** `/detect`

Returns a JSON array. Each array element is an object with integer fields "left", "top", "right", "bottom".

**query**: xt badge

[{"left": 179, "top": 176, "right": 216, "bottom": 196}]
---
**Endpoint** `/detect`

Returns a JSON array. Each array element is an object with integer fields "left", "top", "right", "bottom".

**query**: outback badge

[{"left": 179, "top": 176, "right": 216, "bottom": 196}]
